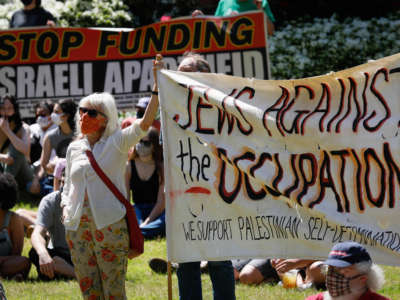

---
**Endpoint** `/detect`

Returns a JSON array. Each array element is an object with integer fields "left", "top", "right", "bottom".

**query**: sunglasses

[
  {"left": 79, "top": 107, "right": 106, "bottom": 118},
  {"left": 139, "top": 139, "right": 151, "bottom": 146}
]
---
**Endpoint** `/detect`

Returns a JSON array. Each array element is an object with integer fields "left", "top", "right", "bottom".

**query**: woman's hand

[
  {"left": 140, "top": 218, "right": 150, "bottom": 228},
  {"left": 140, "top": 54, "right": 164, "bottom": 132},
  {"left": 152, "top": 54, "right": 164, "bottom": 90},
  {"left": 0, "top": 116, "right": 10, "bottom": 134}
]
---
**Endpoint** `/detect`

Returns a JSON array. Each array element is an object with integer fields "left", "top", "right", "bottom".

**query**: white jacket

[{"left": 61, "top": 121, "right": 145, "bottom": 231}]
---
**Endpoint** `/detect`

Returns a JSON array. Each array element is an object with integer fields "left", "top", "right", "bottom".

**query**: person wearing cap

[
  {"left": 306, "top": 241, "right": 389, "bottom": 300},
  {"left": 146, "top": 52, "right": 236, "bottom": 300},
  {"left": 121, "top": 97, "right": 161, "bottom": 132},
  {"left": 172, "top": 52, "right": 236, "bottom": 300}
]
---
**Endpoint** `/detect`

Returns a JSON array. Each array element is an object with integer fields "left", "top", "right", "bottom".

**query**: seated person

[
  {"left": 16, "top": 158, "right": 67, "bottom": 236},
  {"left": 0, "top": 95, "right": 41, "bottom": 196},
  {"left": 233, "top": 258, "right": 325, "bottom": 288},
  {"left": 271, "top": 258, "right": 325, "bottom": 289},
  {"left": 37, "top": 98, "right": 77, "bottom": 193},
  {"left": 232, "top": 258, "right": 280, "bottom": 285},
  {"left": 125, "top": 127, "right": 165, "bottom": 239},
  {"left": 306, "top": 241, "right": 389, "bottom": 300},
  {"left": 29, "top": 169, "right": 74, "bottom": 280},
  {"left": 29, "top": 100, "right": 56, "bottom": 167},
  {"left": 0, "top": 173, "right": 31, "bottom": 280}
]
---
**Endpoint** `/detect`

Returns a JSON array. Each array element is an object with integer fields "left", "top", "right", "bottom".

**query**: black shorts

[
  {"left": 232, "top": 259, "right": 279, "bottom": 281},
  {"left": 29, "top": 247, "right": 73, "bottom": 280}
]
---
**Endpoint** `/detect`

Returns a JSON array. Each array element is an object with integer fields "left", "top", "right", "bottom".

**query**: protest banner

[
  {"left": 159, "top": 53, "right": 400, "bottom": 265},
  {"left": 0, "top": 11, "right": 269, "bottom": 118}
]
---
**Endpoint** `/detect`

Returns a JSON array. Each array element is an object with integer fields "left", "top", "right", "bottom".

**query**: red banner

[{"left": 0, "top": 11, "right": 269, "bottom": 118}]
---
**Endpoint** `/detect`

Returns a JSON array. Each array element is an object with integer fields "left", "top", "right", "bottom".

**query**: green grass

[{"left": 5, "top": 206, "right": 400, "bottom": 299}]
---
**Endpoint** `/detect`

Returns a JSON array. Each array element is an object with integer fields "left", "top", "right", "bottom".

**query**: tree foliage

[{"left": 59, "top": 0, "right": 133, "bottom": 28}]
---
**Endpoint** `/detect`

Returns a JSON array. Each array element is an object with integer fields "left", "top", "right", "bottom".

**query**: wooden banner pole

[{"left": 167, "top": 261, "right": 172, "bottom": 300}]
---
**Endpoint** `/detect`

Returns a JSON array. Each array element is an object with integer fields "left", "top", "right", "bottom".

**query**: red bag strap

[
  {"left": 85, "top": 150, "right": 130, "bottom": 208},
  {"left": 85, "top": 150, "right": 144, "bottom": 254}
]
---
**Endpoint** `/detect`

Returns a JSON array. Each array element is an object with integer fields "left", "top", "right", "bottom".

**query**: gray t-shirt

[
  {"left": 36, "top": 191, "right": 68, "bottom": 252},
  {"left": 47, "top": 126, "right": 73, "bottom": 158}
]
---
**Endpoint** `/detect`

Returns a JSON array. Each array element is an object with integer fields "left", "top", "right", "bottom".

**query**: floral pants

[{"left": 66, "top": 200, "right": 129, "bottom": 300}]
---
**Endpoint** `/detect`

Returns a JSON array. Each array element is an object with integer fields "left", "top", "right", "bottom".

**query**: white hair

[
  {"left": 364, "top": 264, "right": 385, "bottom": 291},
  {"left": 354, "top": 261, "right": 385, "bottom": 290},
  {"left": 76, "top": 92, "right": 119, "bottom": 138},
  {"left": 322, "top": 262, "right": 385, "bottom": 296},
  {"left": 353, "top": 261, "right": 372, "bottom": 273}
]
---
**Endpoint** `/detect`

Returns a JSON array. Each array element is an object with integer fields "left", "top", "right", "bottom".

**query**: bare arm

[
  {"left": 31, "top": 224, "right": 57, "bottom": 278},
  {"left": 141, "top": 181, "right": 165, "bottom": 226},
  {"left": 0, "top": 121, "right": 31, "bottom": 158},
  {"left": 39, "top": 134, "right": 52, "bottom": 178},
  {"left": 139, "top": 54, "right": 163, "bottom": 132},
  {"left": 31, "top": 225, "right": 49, "bottom": 257},
  {"left": 272, "top": 259, "right": 316, "bottom": 274},
  {"left": 9, "top": 213, "right": 25, "bottom": 255}
]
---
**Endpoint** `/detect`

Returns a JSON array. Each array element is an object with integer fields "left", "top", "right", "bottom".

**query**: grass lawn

[{"left": 5, "top": 204, "right": 400, "bottom": 299}]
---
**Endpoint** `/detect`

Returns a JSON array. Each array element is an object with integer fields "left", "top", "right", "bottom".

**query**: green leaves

[
  {"left": 269, "top": 12, "right": 400, "bottom": 79},
  {"left": 60, "top": 0, "right": 134, "bottom": 28}
]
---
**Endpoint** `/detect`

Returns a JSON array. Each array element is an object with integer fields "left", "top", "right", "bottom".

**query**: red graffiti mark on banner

[{"left": 185, "top": 186, "right": 211, "bottom": 194}]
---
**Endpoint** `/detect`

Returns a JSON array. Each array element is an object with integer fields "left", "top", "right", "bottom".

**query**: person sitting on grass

[
  {"left": 0, "top": 95, "right": 40, "bottom": 196},
  {"left": 29, "top": 166, "right": 75, "bottom": 280},
  {"left": 37, "top": 98, "right": 77, "bottom": 191},
  {"left": 0, "top": 173, "right": 31, "bottom": 280},
  {"left": 232, "top": 258, "right": 280, "bottom": 285},
  {"left": 125, "top": 127, "right": 165, "bottom": 239},
  {"left": 16, "top": 158, "right": 67, "bottom": 237},
  {"left": 149, "top": 52, "right": 236, "bottom": 300},
  {"left": 232, "top": 258, "right": 325, "bottom": 289},
  {"left": 271, "top": 258, "right": 326, "bottom": 289},
  {"left": 306, "top": 241, "right": 389, "bottom": 300}
]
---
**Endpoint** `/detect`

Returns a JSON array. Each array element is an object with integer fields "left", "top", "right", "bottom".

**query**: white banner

[{"left": 159, "top": 53, "right": 400, "bottom": 265}]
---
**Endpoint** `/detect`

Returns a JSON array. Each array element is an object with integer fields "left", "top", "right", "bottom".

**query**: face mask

[
  {"left": 136, "top": 142, "right": 153, "bottom": 157},
  {"left": 37, "top": 116, "right": 50, "bottom": 129},
  {"left": 326, "top": 267, "right": 364, "bottom": 298},
  {"left": 51, "top": 112, "right": 63, "bottom": 126},
  {"left": 80, "top": 113, "right": 103, "bottom": 135},
  {"left": 21, "top": 0, "right": 33, "bottom": 6}
]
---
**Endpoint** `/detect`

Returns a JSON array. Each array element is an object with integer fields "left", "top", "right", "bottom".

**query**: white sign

[{"left": 159, "top": 53, "right": 400, "bottom": 265}]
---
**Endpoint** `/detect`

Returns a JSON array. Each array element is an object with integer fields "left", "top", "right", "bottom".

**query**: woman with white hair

[{"left": 61, "top": 56, "right": 163, "bottom": 300}]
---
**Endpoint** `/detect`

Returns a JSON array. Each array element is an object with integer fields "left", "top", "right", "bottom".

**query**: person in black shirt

[
  {"left": 10, "top": 0, "right": 56, "bottom": 28},
  {"left": 125, "top": 127, "right": 165, "bottom": 239}
]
